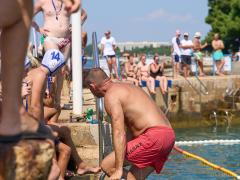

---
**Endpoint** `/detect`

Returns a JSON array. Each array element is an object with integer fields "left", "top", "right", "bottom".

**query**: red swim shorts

[{"left": 125, "top": 126, "right": 175, "bottom": 173}]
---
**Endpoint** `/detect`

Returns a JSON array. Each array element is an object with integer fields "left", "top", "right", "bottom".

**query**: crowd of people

[
  {"left": 100, "top": 31, "right": 169, "bottom": 95},
  {"left": 172, "top": 30, "right": 226, "bottom": 78},
  {"left": 1, "top": 0, "right": 237, "bottom": 179}
]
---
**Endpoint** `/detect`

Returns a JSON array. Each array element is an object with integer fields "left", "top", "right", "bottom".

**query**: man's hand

[
  {"left": 22, "top": 81, "right": 32, "bottom": 98},
  {"left": 39, "top": 27, "right": 49, "bottom": 37},
  {"left": 109, "top": 169, "right": 123, "bottom": 180},
  {"left": 63, "top": 0, "right": 81, "bottom": 13}
]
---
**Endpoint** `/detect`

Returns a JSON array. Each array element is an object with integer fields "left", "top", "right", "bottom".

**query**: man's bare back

[
  {"left": 34, "top": 0, "right": 71, "bottom": 38},
  {"left": 104, "top": 83, "right": 171, "bottom": 137}
]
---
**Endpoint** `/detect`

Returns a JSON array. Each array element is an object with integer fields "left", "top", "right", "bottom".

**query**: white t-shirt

[
  {"left": 181, "top": 39, "right": 193, "bottom": 56},
  {"left": 172, "top": 37, "right": 181, "bottom": 56},
  {"left": 100, "top": 36, "right": 116, "bottom": 56}
]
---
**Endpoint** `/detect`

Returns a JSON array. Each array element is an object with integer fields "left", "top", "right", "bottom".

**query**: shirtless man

[
  {"left": 137, "top": 54, "right": 155, "bottom": 94},
  {"left": 32, "top": 0, "right": 72, "bottom": 111},
  {"left": 85, "top": 68, "right": 175, "bottom": 180},
  {"left": 124, "top": 55, "right": 138, "bottom": 86},
  {"left": 212, "top": 33, "right": 225, "bottom": 76},
  {"left": 193, "top": 32, "right": 208, "bottom": 76}
]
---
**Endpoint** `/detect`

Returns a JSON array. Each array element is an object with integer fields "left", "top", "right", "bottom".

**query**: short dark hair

[{"left": 85, "top": 68, "right": 109, "bottom": 86}]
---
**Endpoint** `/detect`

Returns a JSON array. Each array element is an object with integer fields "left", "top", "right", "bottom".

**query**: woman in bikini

[
  {"left": 124, "top": 55, "right": 139, "bottom": 86},
  {"left": 137, "top": 54, "right": 155, "bottom": 94},
  {"left": 150, "top": 54, "right": 168, "bottom": 94}
]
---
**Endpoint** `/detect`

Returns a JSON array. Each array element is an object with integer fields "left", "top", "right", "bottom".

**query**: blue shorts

[
  {"left": 213, "top": 50, "right": 224, "bottom": 61},
  {"left": 174, "top": 55, "right": 180, "bottom": 63}
]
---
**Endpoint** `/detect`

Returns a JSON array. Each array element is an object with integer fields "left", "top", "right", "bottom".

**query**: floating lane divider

[
  {"left": 175, "top": 139, "right": 240, "bottom": 146},
  {"left": 174, "top": 146, "right": 240, "bottom": 179}
]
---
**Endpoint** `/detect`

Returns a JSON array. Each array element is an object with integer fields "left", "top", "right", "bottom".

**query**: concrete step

[
  {"left": 60, "top": 123, "right": 99, "bottom": 147},
  {"left": 76, "top": 146, "right": 99, "bottom": 166}
]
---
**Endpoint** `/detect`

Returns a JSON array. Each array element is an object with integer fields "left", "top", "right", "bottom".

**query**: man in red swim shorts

[{"left": 85, "top": 68, "right": 175, "bottom": 180}]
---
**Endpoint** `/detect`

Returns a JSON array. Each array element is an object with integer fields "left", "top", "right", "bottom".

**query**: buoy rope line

[
  {"left": 175, "top": 139, "right": 240, "bottom": 146},
  {"left": 174, "top": 146, "right": 240, "bottom": 179}
]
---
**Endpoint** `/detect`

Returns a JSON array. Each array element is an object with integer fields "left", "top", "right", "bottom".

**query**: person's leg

[
  {"left": 215, "top": 61, "right": 225, "bottom": 76},
  {"left": 187, "top": 64, "right": 191, "bottom": 76},
  {"left": 198, "top": 60, "right": 204, "bottom": 76},
  {"left": 50, "top": 124, "right": 100, "bottom": 175},
  {"left": 162, "top": 76, "right": 168, "bottom": 93},
  {"left": 101, "top": 151, "right": 134, "bottom": 178},
  {"left": 149, "top": 77, "right": 156, "bottom": 94},
  {"left": 111, "top": 56, "right": 119, "bottom": 79},
  {"left": 183, "top": 64, "right": 188, "bottom": 77},
  {"left": 106, "top": 57, "right": 113, "bottom": 78},
  {"left": 125, "top": 165, "right": 154, "bottom": 180},
  {"left": 55, "top": 43, "right": 71, "bottom": 108},
  {"left": 157, "top": 76, "right": 165, "bottom": 94},
  {"left": 57, "top": 142, "right": 71, "bottom": 180},
  {"left": 44, "top": 106, "right": 61, "bottom": 124},
  {"left": 48, "top": 159, "right": 61, "bottom": 180},
  {"left": 173, "top": 63, "right": 177, "bottom": 78},
  {"left": 176, "top": 62, "right": 180, "bottom": 77},
  {"left": 133, "top": 78, "right": 139, "bottom": 86},
  {"left": 0, "top": 0, "right": 33, "bottom": 135}
]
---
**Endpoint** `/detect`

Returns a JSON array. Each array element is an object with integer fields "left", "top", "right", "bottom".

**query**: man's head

[
  {"left": 140, "top": 54, "right": 146, "bottom": 64},
  {"left": 214, "top": 33, "right": 219, "bottom": 40},
  {"left": 104, "top": 30, "right": 111, "bottom": 39},
  {"left": 194, "top": 32, "right": 201, "bottom": 39},
  {"left": 128, "top": 54, "right": 134, "bottom": 64},
  {"left": 183, "top": 32, "right": 189, "bottom": 40},
  {"left": 85, "top": 68, "right": 110, "bottom": 97},
  {"left": 176, "top": 30, "right": 181, "bottom": 38}
]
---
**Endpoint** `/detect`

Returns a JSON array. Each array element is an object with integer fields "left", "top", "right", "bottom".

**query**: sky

[
  {"left": 34, "top": 0, "right": 211, "bottom": 43},
  {"left": 83, "top": 0, "right": 211, "bottom": 43}
]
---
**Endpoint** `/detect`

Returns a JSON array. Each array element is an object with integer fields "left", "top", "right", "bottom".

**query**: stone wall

[{"left": 154, "top": 75, "right": 240, "bottom": 127}]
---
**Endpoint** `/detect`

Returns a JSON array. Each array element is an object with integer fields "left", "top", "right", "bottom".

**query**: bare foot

[
  {"left": 216, "top": 72, "right": 225, "bottom": 76},
  {"left": 48, "top": 159, "right": 60, "bottom": 180},
  {"left": 77, "top": 165, "right": 101, "bottom": 175},
  {"left": 150, "top": 90, "right": 156, "bottom": 94}
]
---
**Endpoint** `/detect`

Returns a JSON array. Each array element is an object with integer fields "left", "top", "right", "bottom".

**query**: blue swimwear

[
  {"left": 41, "top": 49, "right": 65, "bottom": 75},
  {"left": 213, "top": 50, "right": 224, "bottom": 61}
]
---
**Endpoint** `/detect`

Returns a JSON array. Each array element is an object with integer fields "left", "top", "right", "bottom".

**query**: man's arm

[
  {"left": 105, "top": 93, "right": 126, "bottom": 179},
  {"left": 220, "top": 40, "right": 225, "bottom": 49},
  {"left": 81, "top": 8, "right": 87, "bottom": 25},
  {"left": 32, "top": 0, "right": 46, "bottom": 35},
  {"left": 211, "top": 41, "right": 217, "bottom": 50},
  {"left": 201, "top": 42, "right": 208, "bottom": 49},
  {"left": 112, "top": 38, "right": 117, "bottom": 51},
  {"left": 100, "top": 38, "right": 105, "bottom": 56}
]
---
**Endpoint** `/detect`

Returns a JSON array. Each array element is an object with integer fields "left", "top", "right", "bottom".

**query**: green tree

[{"left": 205, "top": 0, "right": 240, "bottom": 52}]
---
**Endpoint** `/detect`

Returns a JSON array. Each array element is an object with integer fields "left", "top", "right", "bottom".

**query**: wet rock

[{"left": 0, "top": 140, "right": 54, "bottom": 180}]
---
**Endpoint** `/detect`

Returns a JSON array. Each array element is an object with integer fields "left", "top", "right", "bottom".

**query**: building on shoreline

[{"left": 116, "top": 41, "right": 171, "bottom": 52}]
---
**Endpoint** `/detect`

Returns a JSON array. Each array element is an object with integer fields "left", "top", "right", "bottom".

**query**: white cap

[
  {"left": 183, "top": 32, "right": 189, "bottom": 36},
  {"left": 194, "top": 32, "right": 201, "bottom": 38}
]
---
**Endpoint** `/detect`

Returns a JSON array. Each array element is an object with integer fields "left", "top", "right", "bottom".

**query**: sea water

[{"left": 148, "top": 126, "right": 240, "bottom": 180}]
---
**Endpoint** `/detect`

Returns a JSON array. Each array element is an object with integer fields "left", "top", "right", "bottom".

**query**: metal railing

[
  {"left": 92, "top": 32, "right": 104, "bottom": 163},
  {"left": 182, "top": 58, "right": 209, "bottom": 95}
]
